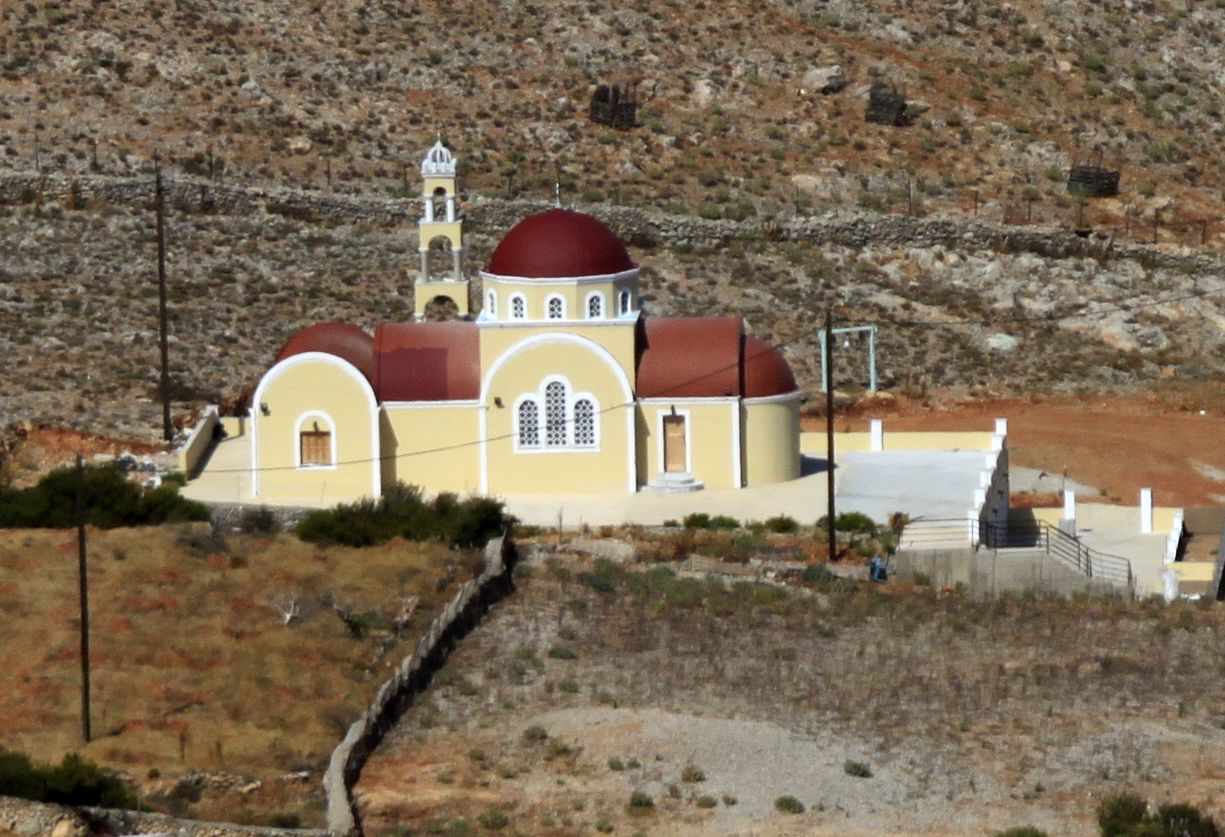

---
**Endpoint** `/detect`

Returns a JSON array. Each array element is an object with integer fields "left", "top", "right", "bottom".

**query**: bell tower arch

[{"left": 414, "top": 137, "right": 469, "bottom": 320}]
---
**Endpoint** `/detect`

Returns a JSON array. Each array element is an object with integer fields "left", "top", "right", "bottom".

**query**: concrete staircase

[{"left": 644, "top": 472, "right": 705, "bottom": 493}]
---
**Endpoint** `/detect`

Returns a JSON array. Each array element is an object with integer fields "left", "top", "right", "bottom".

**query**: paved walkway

[{"left": 183, "top": 434, "right": 993, "bottom": 528}]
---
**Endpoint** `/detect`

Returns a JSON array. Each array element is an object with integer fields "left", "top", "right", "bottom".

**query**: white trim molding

[
  {"left": 654, "top": 408, "right": 693, "bottom": 476},
  {"left": 249, "top": 351, "right": 381, "bottom": 498},
  {"left": 584, "top": 290, "right": 606, "bottom": 320},
  {"left": 480, "top": 267, "right": 639, "bottom": 286},
  {"left": 479, "top": 332, "right": 635, "bottom": 495},
  {"left": 293, "top": 410, "right": 338, "bottom": 470},
  {"left": 741, "top": 390, "right": 802, "bottom": 406},
  {"left": 731, "top": 400, "right": 743, "bottom": 488}
]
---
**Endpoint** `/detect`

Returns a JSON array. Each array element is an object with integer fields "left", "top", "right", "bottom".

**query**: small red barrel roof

[
  {"left": 374, "top": 321, "right": 480, "bottom": 402},
  {"left": 742, "top": 335, "right": 798, "bottom": 398},
  {"left": 276, "top": 322, "right": 375, "bottom": 380},
  {"left": 637, "top": 317, "right": 744, "bottom": 398},
  {"left": 486, "top": 209, "right": 636, "bottom": 278}
]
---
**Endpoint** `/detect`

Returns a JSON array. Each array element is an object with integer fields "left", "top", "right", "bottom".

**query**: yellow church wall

[
  {"left": 381, "top": 406, "right": 482, "bottom": 494},
  {"left": 422, "top": 176, "right": 457, "bottom": 197},
  {"left": 479, "top": 322, "right": 637, "bottom": 385},
  {"left": 252, "top": 355, "right": 379, "bottom": 503},
  {"left": 743, "top": 396, "right": 801, "bottom": 485},
  {"left": 482, "top": 276, "right": 628, "bottom": 325},
  {"left": 639, "top": 400, "right": 739, "bottom": 489},
  {"left": 482, "top": 335, "right": 634, "bottom": 495},
  {"left": 415, "top": 279, "right": 470, "bottom": 315},
  {"left": 419, "top": 220, "right": 462, "bottom": 249}
]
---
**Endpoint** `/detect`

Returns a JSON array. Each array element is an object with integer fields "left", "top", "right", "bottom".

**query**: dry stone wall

[
  {"left": 1, "top": 169, "right": 1218, "bottom": 275},
  {"left": 322, "top": 533, "right": 518, "bottom": 836}
]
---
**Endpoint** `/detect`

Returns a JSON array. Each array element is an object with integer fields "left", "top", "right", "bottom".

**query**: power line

[{"left": 194, "top": 280, "right": 1225, "bottom": 476}]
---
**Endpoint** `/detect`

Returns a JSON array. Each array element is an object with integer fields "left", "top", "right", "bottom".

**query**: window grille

[
  {"left": 587, "top": 294, "right": 604, "bottom": 319},
  {"left": 574, "top": 399, "right": 595, "bottom": 447},
  {"left": 547, "top": 296, "right": 564, "bottom": 319},
  {"left": 619, "top": 290, "right": 631, "bottom": 315},
  {"left": 517, "top": 400, "right": 539, "bottom": 447},
  {"left": 511, "top": 295, "right": 525, "bottom": 319},
  {"left": 545, "top": 381, "right": 567, "bottom": 446}
]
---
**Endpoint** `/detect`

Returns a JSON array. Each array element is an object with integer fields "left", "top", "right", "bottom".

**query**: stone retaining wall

[
  {"left": 322, "top": 532, "right": 518, "bottom": 836},
  {"left": 2, "top": 169, "right": 1219, "bottom": 274},
  {"left": 0, "top": 795, "right": 324, "bottom": 837}
]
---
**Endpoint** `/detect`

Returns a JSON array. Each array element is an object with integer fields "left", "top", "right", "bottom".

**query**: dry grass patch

[{"left": 0, "top": 523, "right": 476, "bottom": 826}]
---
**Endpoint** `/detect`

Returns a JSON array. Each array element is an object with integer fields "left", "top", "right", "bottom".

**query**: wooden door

[{"left": 663, "top": 415, "right": 686, "bottom": 473}]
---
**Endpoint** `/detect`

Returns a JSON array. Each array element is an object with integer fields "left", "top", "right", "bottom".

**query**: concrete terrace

[{"left": 183, "top": 430, "right": 996, "bottom": 529}]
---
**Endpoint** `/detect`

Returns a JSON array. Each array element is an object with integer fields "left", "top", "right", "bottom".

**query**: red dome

[
  {"left": 277, "top": 322, "right": 374, "bottom": 380},
  {"left": 486, "top": 209, "right": 635, "bottom": 278}
]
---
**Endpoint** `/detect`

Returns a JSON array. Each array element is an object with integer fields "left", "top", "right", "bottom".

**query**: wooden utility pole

[
  {"left": 155, "top": 157, "right": 173, "bottom": 442},
  {"left": 1153, "top": 208, "right": 1160, "bottom": 245},
  {"left": 76, "top": 454, "right": 91, "bottom": 743},
  {"left": 825, "top": 307, "right": 837, "bottom": 562}
]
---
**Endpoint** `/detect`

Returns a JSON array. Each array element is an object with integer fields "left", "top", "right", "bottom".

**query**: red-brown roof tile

[
  {"left": 276, "top": 322, "right": 375, "bottom": 380},
  {"left": 636, "top": 317, "right": 744, "bottom": 398},
  {"left": 374, "top": 321, "right": 480, "bottom": 402},
  {"left": 743, "top": 335, "right": 798, "bottom": 398}
]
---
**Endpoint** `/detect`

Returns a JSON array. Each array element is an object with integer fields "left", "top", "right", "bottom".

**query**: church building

[{"left": 249, "top": 141, "right": 801, "bottom": 503}]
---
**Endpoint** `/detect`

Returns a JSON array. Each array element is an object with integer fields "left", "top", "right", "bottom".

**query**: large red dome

[{"left": 485, "top": 209, "right": 635, "bottom": 278}]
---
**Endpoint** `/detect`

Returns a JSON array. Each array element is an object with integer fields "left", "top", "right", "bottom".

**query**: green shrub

[
  {"left": 801, "top": 564, "right": 837, "bottom": 584},
  {"left": 522, "top": 725, "right": 548, "bottom": 742},
  {"left": 764, "top": 515, "right": 799, "bottom": 533},
  {"left": 844, "top": 759, "right": 872, "bottom": 778},
  {"left": 608, "top": 757, "right": 625, "bottom": 771},
  {"left": 0, "top": 465, "right": 209, "bottom": 529},
  {"left": 1153, "top": 802, "right": 1220, "bottom": 837},
  {"left": 0, "top": 748, "right": 137, "bottom": 808},
  {"left": 696, "top": 794, "right": 718, "bottom": 808},
  {"left": 682, "top": 512, "right": 738, "bottom": 530},
  {"left": 239, "top": 506, "right": 281, "bottom": 535},
  {"left": 477, "top": 810, "right": 509, "bottom": 830},
  {"left": 681, "top": 764, "right": 706, "bottom": 783},
  {"left": 834, "top": 512, "right": 877, "bottom": 533},
  {"left": 774, "top": 795, "right": 805, "bottom": 814},
  {"left": 628, "top": 790, "right": 654, "bottom": 810},
  {"left": 297, "top": 484, "right": 508, "bottom": 548},
  {"left": 548, "top": 645, "right": 577, "bottom": 660},
  {"left": 993, "top": 829, "right": 1048, "bottom": 837},
  {"left": 1099, "top": 793, "right": 1149, "bottom": 836}
]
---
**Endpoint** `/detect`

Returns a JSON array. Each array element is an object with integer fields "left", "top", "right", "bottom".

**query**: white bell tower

[{"left": 414, "top": 138, "right": 469, "bottom": 319}]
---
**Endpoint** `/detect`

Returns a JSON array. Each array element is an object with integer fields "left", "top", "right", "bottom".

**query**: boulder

[{"left": 802, "top": 64, "right": 849, "bottom": 95}]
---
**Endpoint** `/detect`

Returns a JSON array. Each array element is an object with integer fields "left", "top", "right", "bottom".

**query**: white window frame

[
  {"left": 293, "top": 410, "right": 338, "bottom": 470},
  {"left": 585, "top": 291, "right": 605, "bottom": 320},
  {"left": 511, "top": 375, "right": 601, "bottom": 453},
  {"left": 486, "top": 289, "right": 498, "bottom": 320},
  {"left": 513, "top": 395, "right": 541, "bottom": 449},
  {"left": 618, "top": 289, "right": 632, "bottom": 316},
  {"left": 545, "top": 294, "right": 566, "bottom": 320},
  {"left": 510, "top": 293, "right": 526, "bottom": 320}
]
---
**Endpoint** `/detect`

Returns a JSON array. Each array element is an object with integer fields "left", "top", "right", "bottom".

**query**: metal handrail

[{"left": 985, "top": 520, "right": 1134, "bottom": 591}]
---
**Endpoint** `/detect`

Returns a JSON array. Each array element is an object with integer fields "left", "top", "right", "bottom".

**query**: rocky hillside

[
  {"left": 3, "top": 0, "right": 1225, "bottom": 441},
  {"left": 2, "top": 0, "right": 1224, "bottom": 228}
]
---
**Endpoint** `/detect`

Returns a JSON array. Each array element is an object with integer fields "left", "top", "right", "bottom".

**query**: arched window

[
  {"left": 586, "top": 292, "right": 605, "bottom": 320},
  {"left": 544, "top": 381, "right": 567, "bottom": 447},
  {"left": 618, "top": 289, "right": 632, "bottom": 316},
  {"left": 546, "top": 295, "right": 565, "bottom": 320},
  {"left": 296, "top": 412, "right": 335, "bottom": 467},
  {"left": 516, "top": 399, "right": 539, "bottom": 448},
  {"left": 573, "top": 399, "right": 596, "bottom": 447},
  {"left": 486, "top": 290, "right": 497, "bottom": 320},
  {"left": 513, "top": 378, "right": 600, "bottom": 452},
  {"left": 511, "top": 294, "right": 526, "bottom": 319}
]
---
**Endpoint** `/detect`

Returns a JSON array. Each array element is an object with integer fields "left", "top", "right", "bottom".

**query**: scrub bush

[
  {"left": 297, "top": 483, "right": 509, "bottom": 548},
  {"left": 0, "top": 748, "right": 137, "bottom": 808},
  {"left": 0, "top": 464, "right": 208, "bottom": 529}
]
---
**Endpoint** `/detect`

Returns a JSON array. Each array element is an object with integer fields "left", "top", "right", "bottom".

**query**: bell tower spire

[{"left": 414, "top": 137, "right": 469, "bottom": 319}]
